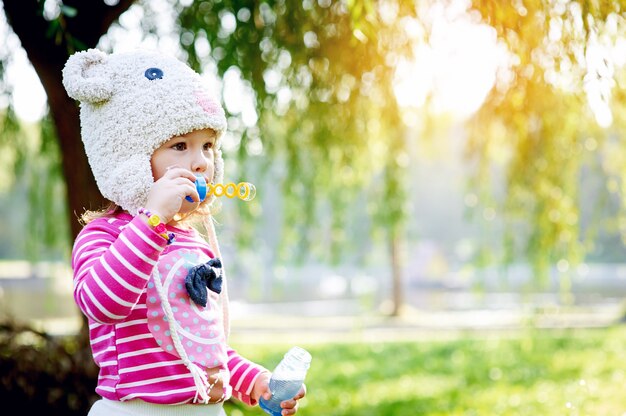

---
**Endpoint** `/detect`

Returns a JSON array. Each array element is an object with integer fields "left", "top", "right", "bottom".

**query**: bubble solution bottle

[{"left": 259, "top": 346, "right": 312, "bottom": 416}]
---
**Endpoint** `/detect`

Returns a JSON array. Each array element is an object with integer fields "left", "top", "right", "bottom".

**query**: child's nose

[{"left": 191, "top": 152, "right": 209, "bottom": 172}]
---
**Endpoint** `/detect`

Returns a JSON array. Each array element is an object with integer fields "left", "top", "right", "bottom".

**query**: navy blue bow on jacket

[{"left": 185, "top": 258, "right": 223, "bottom": 307}]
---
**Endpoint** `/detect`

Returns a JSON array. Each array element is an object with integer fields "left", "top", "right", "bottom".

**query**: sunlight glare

[
  {"left": 0, "top": 7, "right": 47, "bottom": 123},
  {"left": 394, "top": 5, "right": 507, "bottom": 120},
  {"left": 584, "top": 37, "right": 614, "bottom": 128},
  {"left": 223, "top": 67, "right": 258, "bottom": 127},
  {"left": 7, "top": 49, "right": 47, "bottom": 123}
]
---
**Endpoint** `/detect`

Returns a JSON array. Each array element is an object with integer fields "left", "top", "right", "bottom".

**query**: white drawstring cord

[
  {"left": 148, "top": 213, "right": 230, "bottom": 403},
  {"left": 152, "top": 268, "right": 212, "bottom": 403}
]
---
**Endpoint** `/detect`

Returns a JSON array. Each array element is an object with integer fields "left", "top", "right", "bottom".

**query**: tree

[
  {"left": 1, "top": 0, "right": 135, "bottom": 349},
  {"left": 177, "top": 0, "right": 413, "bottom": 314},
  {"left": 2, "top": 0, "right": 135, "bottom": 240},
  {"left": 468, "top": 0, "right": 626, "bottom": 296},
  {"left": 7, "top": 0, "right": 626, "bottom": 321},
  {"left": 1, "top": 0, "right": 413, "bottom": 315}
]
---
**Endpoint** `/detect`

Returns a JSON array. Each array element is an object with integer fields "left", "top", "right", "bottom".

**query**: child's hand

[
  {"left": 145, "top": 167, "right": 199, "bottom": 222},
  {"left": 253, "top": 372, "right": 307, "bottom": 415}
]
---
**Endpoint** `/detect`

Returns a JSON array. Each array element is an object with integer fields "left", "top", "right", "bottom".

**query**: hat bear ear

[{"left": 62, "top": 48, "right": 113, "bottom": 103}]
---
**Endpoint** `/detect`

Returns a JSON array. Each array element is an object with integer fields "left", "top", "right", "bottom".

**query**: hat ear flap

[{"left": 62, "top": 48, "right": 113, "bottom": 103}]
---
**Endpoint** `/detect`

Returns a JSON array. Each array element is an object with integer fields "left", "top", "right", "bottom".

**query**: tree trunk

[
  {"left": 4, "top": 0, "right": 136, "bottom": 347},
  {"left": 390, "top": 227, "right": 403, "bottom": 317},
  {"left": 4, "top": 0, "right": 135, "bottom": 238}
]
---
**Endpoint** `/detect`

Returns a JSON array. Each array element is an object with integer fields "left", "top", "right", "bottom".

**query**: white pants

[{"left": 87, "top": 398, "right": 226, "bottom": 416}]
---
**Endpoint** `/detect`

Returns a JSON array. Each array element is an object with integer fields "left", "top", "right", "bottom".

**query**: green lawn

[{"left": 224, "top": 325, "right": 626, "bottom": 416}]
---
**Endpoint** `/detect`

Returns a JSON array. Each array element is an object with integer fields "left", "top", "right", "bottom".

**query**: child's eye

[
  {"left": 172, "top": 142, "right": 187, "bottom": 151},
  {"left": 203, "top": 142, "right": 214, "bottom": 151}
]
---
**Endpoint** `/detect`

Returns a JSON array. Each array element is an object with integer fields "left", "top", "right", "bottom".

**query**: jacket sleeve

[
  {"left": 227, "top": 347, "right": 270, "bottom": 406},
  {"left": 71, "top": 216, "right": 167, "bottom": 323}
]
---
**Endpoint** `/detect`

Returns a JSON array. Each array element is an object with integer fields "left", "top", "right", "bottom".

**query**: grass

[{"left": 223, "top": 325, "right": 626, "bottom": 416}]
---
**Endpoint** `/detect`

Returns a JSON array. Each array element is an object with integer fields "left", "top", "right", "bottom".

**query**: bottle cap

[{"left": 286, "top": 346, "right": 312, "bottom": 364}]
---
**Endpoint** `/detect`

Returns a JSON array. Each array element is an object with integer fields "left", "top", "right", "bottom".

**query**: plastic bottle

[{"left": 259, "top": 346, "right": 312, "bottom": 416}]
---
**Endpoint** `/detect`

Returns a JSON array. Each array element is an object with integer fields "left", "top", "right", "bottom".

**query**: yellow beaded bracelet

[{"left": 138, "top": 208, "right": 175, "bottom": 244}]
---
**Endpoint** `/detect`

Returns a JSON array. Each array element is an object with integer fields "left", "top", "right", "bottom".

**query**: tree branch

[{"left": 64, "top": 0, "right": 136, "bottom": 49}]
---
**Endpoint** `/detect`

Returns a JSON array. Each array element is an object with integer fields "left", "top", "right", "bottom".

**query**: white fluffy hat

[{"left": 62, "top": 48, "right": 226, "bottom": 214}]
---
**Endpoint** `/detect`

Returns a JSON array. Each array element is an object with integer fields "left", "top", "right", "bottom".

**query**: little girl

[{"left": 62, "top": 49, "right": 305, "bottom": 415}]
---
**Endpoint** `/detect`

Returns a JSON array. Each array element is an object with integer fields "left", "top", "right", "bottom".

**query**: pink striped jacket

[{"left": 71, "top": 212, "right": 266, "bottom": 405}]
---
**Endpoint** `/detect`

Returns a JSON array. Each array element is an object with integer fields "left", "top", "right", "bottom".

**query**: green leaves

[
  {"left": 0, "top": 108, "right": 70, "bottom": 261},
  {"left": 60, "top": 5, "right": 78, "bottom": 18},
  {"left": 467, "top": 0, "right": 626, "bottom": 286},
  {"left": 178, "top": 1, "right": 411, "bottom": 262}
]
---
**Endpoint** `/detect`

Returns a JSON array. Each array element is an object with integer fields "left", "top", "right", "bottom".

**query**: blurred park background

[{"left": 3, "top": 0, "right": 626, "bottom": 414}]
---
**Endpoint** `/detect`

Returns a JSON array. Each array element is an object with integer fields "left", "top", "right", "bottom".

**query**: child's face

[{"left": 151, "top": 128, "right": 217, "bottom": 208}]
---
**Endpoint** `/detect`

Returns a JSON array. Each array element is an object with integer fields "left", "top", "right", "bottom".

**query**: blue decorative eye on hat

[
  {"left": 145, "top": 67, "right": 164, "bottom": 80},
  {"left": 62, "top": 48, "right": 227, "bottom": 214}
]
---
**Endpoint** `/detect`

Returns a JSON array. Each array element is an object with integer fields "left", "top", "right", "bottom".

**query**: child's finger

[
  {"left": 293, "top": 385, "right": 306, "bottom": 400},
  {"left": 261, "top": 384, "right": 272, "bottom": 401},
  {"left": 164, "top": 166, "right": 196, "bottom": 181},
  {"left": 180, "top": 182, "right": 199, "bottom": 202},
  {"left": 281, "top": 399, "right": 297, "bottom": 409}
]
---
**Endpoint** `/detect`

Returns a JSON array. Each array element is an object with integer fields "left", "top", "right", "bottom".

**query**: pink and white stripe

[{"left": 72, "top": 212, "right": 266, "bottom": 405}]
